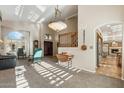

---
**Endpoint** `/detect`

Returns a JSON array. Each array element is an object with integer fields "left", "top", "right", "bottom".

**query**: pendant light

[{"left": 48, "top": 5, "right": 67, "bottom": 31}]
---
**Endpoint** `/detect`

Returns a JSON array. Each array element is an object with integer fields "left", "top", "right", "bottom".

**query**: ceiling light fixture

[{"left": 48, "top": 5, "right": 67, "bottom": 31}]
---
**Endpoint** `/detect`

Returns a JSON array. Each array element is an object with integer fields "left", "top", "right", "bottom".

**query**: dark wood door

[
  {"left": 96, "top": 33, "right": 103, "bottom": 67},
  {"left": 44, "top": 41, "right": 53, "bottom": 56}
]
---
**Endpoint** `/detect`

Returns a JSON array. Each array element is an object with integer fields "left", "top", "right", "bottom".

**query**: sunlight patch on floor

[
  {"left": 56, "top": 63, "right": 81, "bottom": 73},
  {"left": 15, "top": 66, "right": 30, "bottom": 88},
  {"left": 31, "top": 61, "right": 81, "bottom": 87}
]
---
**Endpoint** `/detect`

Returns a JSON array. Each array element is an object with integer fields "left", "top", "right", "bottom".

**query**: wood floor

[{"left": 96, "top": 56, "right": 122, "bottom": 79}]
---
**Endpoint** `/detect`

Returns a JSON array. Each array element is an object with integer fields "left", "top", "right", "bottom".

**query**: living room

[{"left": 1, "top": 5, "right": 124, "bottom": 88}]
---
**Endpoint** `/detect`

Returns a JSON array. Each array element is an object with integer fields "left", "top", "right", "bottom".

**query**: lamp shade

[{"left": 48, "top": 21, "right": 67, "bottom": 31}]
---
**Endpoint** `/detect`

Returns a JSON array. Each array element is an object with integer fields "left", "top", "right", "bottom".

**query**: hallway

[{"left": 96, "top": 56, "right": 122, "bottom": 79}]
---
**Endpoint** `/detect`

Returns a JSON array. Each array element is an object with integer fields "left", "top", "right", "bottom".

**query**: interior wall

[
  {"left": 57, "top": 16, "right": 78, "bottom": 47},
  {"left": 1, "top": 21, "right": 40, "bottom": 56},
  {"left": 1, "top": 26, "right": 28, "bottom": 55},
  {"left": 39, "top": 23, "right": 58, "bottom": 56},
  {"left": 0, "top": 22, "right": 1, "bottom": 39},
  {"left": 0, "top": 22, "right": 2, "bottom": 53},
  {"left": 78, "top": 5, "right": 124, "bottom": 73},
  {"left": 122, "top": 24, "right": 124, "bottom": 80},
  {"left": 58, "top": 16, "right": 78, "bottom": 34},
  {"left": 59, "top": 6, "right": 124, "bottom": 75}
]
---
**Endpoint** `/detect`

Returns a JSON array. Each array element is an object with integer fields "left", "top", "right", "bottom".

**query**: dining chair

[
  {"left": 17, "top": 48, "right": 26, "bottom": 59},
  {"left": 56, "top": 54, "right": 72, "bottom": 68}
]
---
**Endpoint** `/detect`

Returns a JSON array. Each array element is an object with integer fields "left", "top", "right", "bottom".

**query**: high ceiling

[
  {"left": 0, "top": 5, "right": 77, "bottom": 24},
  {"left": 100, "top": 24, "right": 122, "bottom": 42}
]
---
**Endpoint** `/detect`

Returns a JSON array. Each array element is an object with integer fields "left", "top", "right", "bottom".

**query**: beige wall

[
  {"left": 39, "top": 23, "right": 58, "bottom": 56},
  {"left": 0, "top": 21, "right": 1, "bottom": 39},
  {"left": 58, "top": 16, "right": 78, "bottom": 34},
  {"left": 0, "top": 22, "right": 2, "bottom": 53},
  {"left": 1, "top": 21, "right": 40, "bottom": 55},
  {"left": 54, "top": 16, "right": 78, "bottom": 48},
  {"left": 78, "top": 5, "right": 124, "bottom": 75},
  {"left": 122, "top": 24, "right": 124, "bottom": 80},
  {"left": 59, "top": 6, "right": 124, "bottom": 78}
]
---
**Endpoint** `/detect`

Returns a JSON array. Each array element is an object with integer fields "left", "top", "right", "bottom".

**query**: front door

[{"left": 44, "top": 41, "right": 53, "bottom": 56}]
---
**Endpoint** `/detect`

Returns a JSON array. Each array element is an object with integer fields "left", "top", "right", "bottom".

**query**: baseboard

[{"left": 81, "top": 68, "right": 96, "bottom": 73}]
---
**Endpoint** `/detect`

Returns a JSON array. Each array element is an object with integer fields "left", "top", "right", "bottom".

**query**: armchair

[
  {"left": 56, "top": 54, "right": 73, "bottom": 68},
  {"left": 33, "top": 48, "right": 43, "bottom": 63},
  {"left": 17, "top": 48, "right": 26, "bottom": 59},
  {"left": 28, "top": 48, "right": 43, "bottom": 63}
]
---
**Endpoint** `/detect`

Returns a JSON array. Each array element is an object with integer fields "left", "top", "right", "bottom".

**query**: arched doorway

[
  {"left": 95, "top": 23, "right": 123, "bottom": 79},
  {"left": 3, "top": 31, "right": 30, "bottom": 57}
]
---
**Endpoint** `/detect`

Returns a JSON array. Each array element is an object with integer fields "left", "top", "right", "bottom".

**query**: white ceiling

[
  {"left": 0, "top": 5, "right": 77, "bottom": 24},
  {"left": 100, "top": 24, "right": 122, "bottom": 42}
]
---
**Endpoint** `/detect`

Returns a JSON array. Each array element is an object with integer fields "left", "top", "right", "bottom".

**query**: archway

[
  {"left": 94, "top": 22, "right": 123, "bottom": 79},
  {"left": 3, "top": 31, "right": 30, "bottom": 57}
]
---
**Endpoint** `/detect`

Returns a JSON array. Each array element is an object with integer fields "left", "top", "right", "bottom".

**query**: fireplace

[
  {"left": 109, "top": 47, "right": 122, "bottom": 55},
  {"left": 111, "top": 49, "right": 119, "bottom": 53}
]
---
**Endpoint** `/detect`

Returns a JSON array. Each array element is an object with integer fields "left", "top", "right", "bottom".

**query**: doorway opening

[
  {"left": 3, "top": 31, "right": 30, "bottom": 57},
  {"left": 96, "top": 23, "right": 122, "bottom": 79},
  {"left": 44, "top": 41, "right": 53, "bottom": 56}
]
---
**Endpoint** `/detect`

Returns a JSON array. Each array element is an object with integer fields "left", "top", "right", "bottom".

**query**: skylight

[
  {"left": 36, "top": 5, "right": 46, "bottom": 12},
  {"left": 110, "top": 24, "right": 122, "bottom": 32},
  {"left": 15, "top": 5, "right": 24, "bottom": 17},
  {"left": 28, "top": 11, "right": 40, "bottom": 22}
]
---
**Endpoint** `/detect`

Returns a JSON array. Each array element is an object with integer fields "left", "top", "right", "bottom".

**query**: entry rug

[{"left": 15, "top": 66, "right": 30, "bottom": 88}]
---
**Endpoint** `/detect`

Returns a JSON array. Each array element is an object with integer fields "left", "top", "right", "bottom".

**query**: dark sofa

[{"left": 0, "top": 55, "right": 16, "bottom": 69}]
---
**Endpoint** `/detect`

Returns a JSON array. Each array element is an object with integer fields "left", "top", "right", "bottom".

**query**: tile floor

[{"left": 96, "top": 56, "right": 122, "bottom": 79}]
